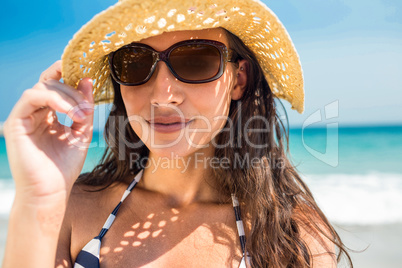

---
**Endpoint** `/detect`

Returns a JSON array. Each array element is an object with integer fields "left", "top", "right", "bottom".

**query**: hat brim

[{"left": 62, "top": 0, "right": 304, "bottom": 113}]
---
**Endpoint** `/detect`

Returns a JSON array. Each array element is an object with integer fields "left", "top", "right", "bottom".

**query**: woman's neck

[{"left": 138, "top": 145, "right": 225, "bottom": 207}]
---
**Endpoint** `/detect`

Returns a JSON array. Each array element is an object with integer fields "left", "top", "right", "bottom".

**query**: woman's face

[{"left": 120, "top": 28, "right": 241, "bottom": 158}]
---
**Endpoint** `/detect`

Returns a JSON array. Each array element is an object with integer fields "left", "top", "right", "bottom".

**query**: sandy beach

[
  {"left": 335, "top": 224, "right": 402, "bottom": 268},
  {"left": 0, "top": 217, "right": 401, "bottom": 267},
  {"left": 0, "top": 218, "right": 7, "bottom": 264}
]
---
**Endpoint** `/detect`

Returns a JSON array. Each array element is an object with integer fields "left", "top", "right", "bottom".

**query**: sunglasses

[{"left": 108, "top": 39, "right": 237, "bottom": 86}]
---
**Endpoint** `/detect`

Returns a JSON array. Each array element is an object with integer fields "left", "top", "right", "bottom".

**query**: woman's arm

[
  {"left": 2, "top": 61, "right": 94, "bottom": 268},
  {"left": 55, "top": 198, "right": 74, "bottom": 268},
  {"left": 4, "top": 193, "right": 68, "bottom": 267}
]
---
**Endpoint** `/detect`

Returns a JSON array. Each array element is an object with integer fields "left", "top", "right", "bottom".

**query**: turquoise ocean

[{"left": 1, "top": 125, "right": 402, "bottom": 226}]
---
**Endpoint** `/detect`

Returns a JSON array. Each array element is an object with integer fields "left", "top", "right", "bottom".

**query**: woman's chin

[{"left": 146, "top": 142, "right": 212, "bottom": 159}]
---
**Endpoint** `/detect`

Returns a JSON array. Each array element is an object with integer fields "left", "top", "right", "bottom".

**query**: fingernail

[{"left": 79, "top": 101, "right": 94, "bottom": 115}]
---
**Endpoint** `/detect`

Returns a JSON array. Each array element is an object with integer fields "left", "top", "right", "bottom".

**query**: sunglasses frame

[{"left": 108, "top": 39, "right": 237, "bottom": 86}]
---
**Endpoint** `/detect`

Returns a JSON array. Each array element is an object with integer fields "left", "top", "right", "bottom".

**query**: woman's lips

[{"left": 147, "top": 117, "right": 193, "bottom": 133}]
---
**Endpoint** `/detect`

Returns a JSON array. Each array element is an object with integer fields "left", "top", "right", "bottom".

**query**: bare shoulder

[
  {"left": 55, "top": 179, "right": 129, "bottom": 267},
  {"left": 68, "top": 177, "right": 132, "bottom": 215},
  {"left": 67, "top": 179, "right": 129, "bottom": 235},
  {"left": 295, "top": 206, "right": 338, "bottom": 268},
  {"left": 68, "top": 181, "right": 118, "bottom": 210}
]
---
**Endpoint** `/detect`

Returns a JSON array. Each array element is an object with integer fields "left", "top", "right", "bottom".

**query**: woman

[{"left": 3, "top": 0, "right": 352, "bottom": 267}]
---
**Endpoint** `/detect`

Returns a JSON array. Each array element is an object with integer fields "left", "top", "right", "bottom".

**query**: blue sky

[{"left": 0, "top": 0, "right": 401, "bottom": 128}]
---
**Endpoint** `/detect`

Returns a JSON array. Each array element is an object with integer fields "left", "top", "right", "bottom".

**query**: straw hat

[{"left": 62, "top": 0, "right": 304, "bottom": 113}]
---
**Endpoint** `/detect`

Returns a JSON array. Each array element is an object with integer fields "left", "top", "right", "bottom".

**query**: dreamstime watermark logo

[{"left": 301, "top": 100, "right": 339, "bottom": 167}]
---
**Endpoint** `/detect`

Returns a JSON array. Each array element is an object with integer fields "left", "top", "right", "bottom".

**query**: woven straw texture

[{"left": 62, "top": 0, "right": 304, "bottom": 113}]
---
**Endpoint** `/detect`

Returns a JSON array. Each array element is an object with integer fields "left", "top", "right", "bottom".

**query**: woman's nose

[{"left": 149, "top": 62, "right": 184, "bottom": 106}]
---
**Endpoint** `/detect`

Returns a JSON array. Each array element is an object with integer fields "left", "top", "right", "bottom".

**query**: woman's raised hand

[
  {"left": 4, "top": 60, "right": 94, "bottom": 205},
  {"left": 2, "top": 61, "right": 95, "bottom": 268}
]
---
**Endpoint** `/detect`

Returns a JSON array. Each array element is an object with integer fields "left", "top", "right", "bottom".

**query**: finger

[
  {"left": 16, "top": 107, "right": 53, "bottom": 135},
  {"left": 39, "top": 60, "right": 62, "bottom": 83},
  {"left": 70, "top": 79, "right": 94, "bottom": 133},
  {"left": 38, "top": 79, "right": 94, "bottom": 115},
  {"left": 10, "top": 89, "right": 87, "bottom": 123},
  {"left": 31, "top": 82, "right": 86, "bottom": 122},
  {"left": 78, "top": 78, "right": 95, "bottom": 104},
  {"left": 31, "top": 107, "right": 56, "bottom": 128},
  {"left": 34, "top": 81, "right": 78, "bottom": 108}
]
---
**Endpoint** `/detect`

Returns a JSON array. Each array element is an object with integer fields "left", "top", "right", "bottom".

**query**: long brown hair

[{"left": 79, "top": 29, "right": 352, "bottom": 267}]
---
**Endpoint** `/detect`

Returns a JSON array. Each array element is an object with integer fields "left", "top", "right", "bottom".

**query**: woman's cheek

[
  {"left": 206, "top": 101, "right": 231, "bottom": 141},
  {"left": 129, "top": 120, "right": 146, "bottom": 141}
]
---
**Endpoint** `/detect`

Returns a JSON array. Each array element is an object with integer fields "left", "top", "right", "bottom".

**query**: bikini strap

[
  {"left": 231, "top": 194, "right": 252, "bottom": 267},
  {"left": 74, "top": 169, "right": 143, "bottom": 268},
  {"left": 97, "top": 169, "right": 143, "bottom": 239},
  {"left": 231, "top": 194, "right": 246, "bottom": 255}
]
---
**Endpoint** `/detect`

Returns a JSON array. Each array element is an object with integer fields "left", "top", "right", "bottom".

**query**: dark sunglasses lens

[
  {"left": 112, "top": 47, "right": 154, "bottom": 84},
  {"left": 170, "top": 44, "right": 221, "bottom": 81}
]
